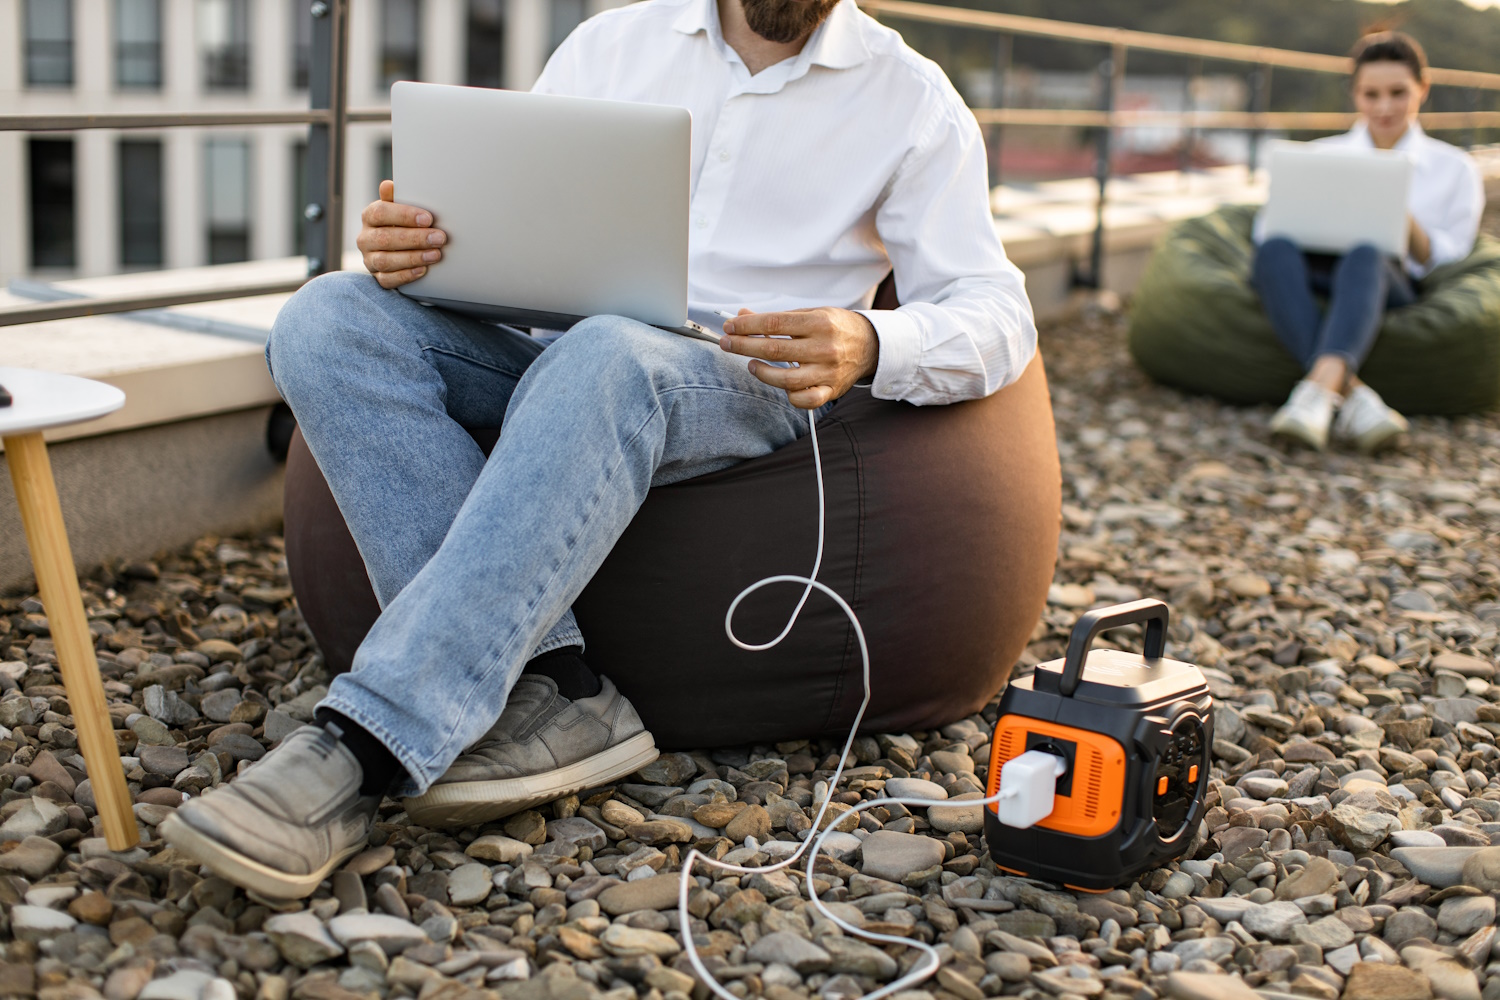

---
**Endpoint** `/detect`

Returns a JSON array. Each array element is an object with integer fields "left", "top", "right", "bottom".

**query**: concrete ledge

[{"left": 0, "top": 408, "right": 284, "bottom": 593}]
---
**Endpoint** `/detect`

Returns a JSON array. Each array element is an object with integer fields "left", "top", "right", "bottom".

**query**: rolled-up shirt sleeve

[{"left": 856, "top": 97, "right": 1036, "bottom": 406}]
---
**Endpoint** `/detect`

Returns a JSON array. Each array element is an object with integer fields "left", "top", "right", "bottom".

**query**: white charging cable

[{"left": 675, "top": 407, "right": 1037, "bottom": 1000}]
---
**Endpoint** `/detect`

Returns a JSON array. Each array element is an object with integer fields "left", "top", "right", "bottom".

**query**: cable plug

[{"left": 995, "top": 749, "right": 1068, "bottom": 829}]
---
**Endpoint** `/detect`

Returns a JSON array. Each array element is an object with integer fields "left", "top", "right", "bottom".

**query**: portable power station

[{"left": 983, "top": 599, "right": 1213, "bottom": 891}]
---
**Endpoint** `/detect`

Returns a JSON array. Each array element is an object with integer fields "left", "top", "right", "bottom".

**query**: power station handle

[{"left": 1059, "top": 598, "right": 1170, "bottom": 697}]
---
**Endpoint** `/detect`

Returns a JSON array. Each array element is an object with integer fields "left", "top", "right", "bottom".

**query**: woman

[{"left": 1252, "top": 31, "right": 1486, "bottom": 452}]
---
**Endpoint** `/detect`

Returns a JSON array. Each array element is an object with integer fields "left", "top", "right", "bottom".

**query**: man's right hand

[{"left": 357, "top": 180, "right": 447, "bottom": 289}]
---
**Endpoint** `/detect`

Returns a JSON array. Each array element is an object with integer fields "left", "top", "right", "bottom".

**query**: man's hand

[
  {"left": 718, "top": 307, "right": 879, "bottom": 409},
  {"left": 357, "top": 180, "right": 447, "bottom": 289}
]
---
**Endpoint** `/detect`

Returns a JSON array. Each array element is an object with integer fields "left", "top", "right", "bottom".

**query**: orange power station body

[{"left": 983, "top": 600, "right": 1214, "bottom": 891}]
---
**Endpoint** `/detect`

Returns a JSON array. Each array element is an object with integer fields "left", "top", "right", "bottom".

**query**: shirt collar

[
  {"left": 1348, "top": 118, "right": 1426, "bottom": 153},
  {"left": 672, "top": 0, "right": 871, "bottom": 71}
]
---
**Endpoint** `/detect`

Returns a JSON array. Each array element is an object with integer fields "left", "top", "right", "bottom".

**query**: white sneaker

[
  {"left": 1270, "top": 380, "right": 1341, "bottom": 450},
  {"left": 1334, "top": 384, "right": 1409, "bottom": 453}
]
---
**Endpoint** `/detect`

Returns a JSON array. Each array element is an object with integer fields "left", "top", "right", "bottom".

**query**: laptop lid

[
  {"left": 391, "top": 82, "right": 692, "bottom": 328},
  {"left": 1262, "top": 141, "right": 1412, "bottom": 258}
]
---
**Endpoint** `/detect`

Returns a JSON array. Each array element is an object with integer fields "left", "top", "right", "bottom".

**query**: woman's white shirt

[{"left": 1315, "top": 121, "right": 1485, "bottom": 277}]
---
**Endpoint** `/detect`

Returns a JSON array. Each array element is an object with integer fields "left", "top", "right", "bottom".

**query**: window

[
  {"left": 549, "top": 0, "right": 585, "bottom": 55},
  {"left": 292, "top": 140, "right": 308, "bottom": 256},
  {"left": 29, "top": 139, "right": 76, "bottom": 269},
  {"left": 200, "top": 0, "right": 250, "bottom": 90},
  {"left": 119, "top": 140, "right": 164, "bottom": 267},
  {"left": 466, "top": 0, "right": 504, "bottom": 89},
  {"left": 116, "top": 0, "right": 162, "bottom": 89},
  {"left": 25, "top": 0, "right": 74, "bottom": 87},
  {"left": 205, "top": 139, "right": 251, "bottom": 264},
  {"left": 291, "top": 0, "right": 311, "bottom": 89},
  {"left": 379, "top": 0, "right": 421, "bottom": 92}
]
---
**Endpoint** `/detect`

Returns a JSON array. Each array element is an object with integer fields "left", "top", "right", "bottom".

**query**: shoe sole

[
  {"left": 1348, "top": 421, "right": 1407, "bottom": 454},
  {"left": 159, "top": 812, "right": 361, "bottom": 901},
  {"left": 402, "top": 731, "right": 659, "bottom": 829},
  {"left": 1269, "top": 418, "right": 1327, "bottom": 451}
]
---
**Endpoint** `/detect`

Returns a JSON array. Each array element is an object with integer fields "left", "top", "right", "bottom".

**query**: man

[{"left": 160, "top": 0, "right": 1036, "bottom": 899}]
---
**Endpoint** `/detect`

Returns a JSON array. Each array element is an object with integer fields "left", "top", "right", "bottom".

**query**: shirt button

[
  {"left": 718, "top": 149, "right": 730, "bottom": 162},
  {"left": 696, "top": 218, "right": 707, "bottom": 229}
]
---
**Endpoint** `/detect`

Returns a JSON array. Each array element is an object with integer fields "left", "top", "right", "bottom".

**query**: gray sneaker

[
  {"left": 159, "top": 725, "right": 379, "bottom": 900},
  {"left": 403, "top": 675, "right": 657, "bottom": 828}
]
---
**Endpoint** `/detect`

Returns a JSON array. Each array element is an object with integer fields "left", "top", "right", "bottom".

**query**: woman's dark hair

[{"left": 1350, "top": 31, "right": 1428, "bottom": 83}]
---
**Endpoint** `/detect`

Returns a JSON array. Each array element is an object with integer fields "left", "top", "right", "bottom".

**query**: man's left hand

[{"left": 719, "top": 307, "right": 879, "bottom": 409}]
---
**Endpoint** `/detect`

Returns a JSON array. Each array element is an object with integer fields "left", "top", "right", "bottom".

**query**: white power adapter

[{"left": 995, "top": 749, "right": 1068, "bottom": 829}]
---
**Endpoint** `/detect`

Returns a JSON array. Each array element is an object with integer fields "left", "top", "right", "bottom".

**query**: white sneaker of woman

[
  {"left": 1269, "top": 380, "right": 1343, "bottom": 450},
  {"left": 1334, "top": 383, "right": 1409, "bottom": 452}
]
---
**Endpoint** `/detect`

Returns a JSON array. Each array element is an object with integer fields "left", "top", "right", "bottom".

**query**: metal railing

[
  {"left": 0, "top": 0, "right": 371, "bottom": 328},
  {"left": 1, "top": 0, "right": 1496, "bottom": 326}
]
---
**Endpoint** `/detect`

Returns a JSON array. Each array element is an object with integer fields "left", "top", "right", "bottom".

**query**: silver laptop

[
  {"left": 391, "top": 82, "right": 715, "bottom": 341},
  {"left": 1261, "top": 141, "right": 1412, "bottom": 258}
]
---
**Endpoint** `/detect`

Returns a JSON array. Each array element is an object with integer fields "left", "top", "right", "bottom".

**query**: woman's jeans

[
  {"left": 1251, "top": 237, "right": 1416, "bottom": 373},
  {"left": 265, "top": 271, "right": 812, "bottom": 795}
]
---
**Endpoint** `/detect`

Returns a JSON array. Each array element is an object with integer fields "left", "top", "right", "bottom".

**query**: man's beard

[{"left": 741, "top": 0, "right": 842, "bottom": 45}]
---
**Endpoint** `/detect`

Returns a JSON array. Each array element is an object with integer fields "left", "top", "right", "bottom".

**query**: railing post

[
  {"left": 988, "top": 33, "right": 1013, "bottom": 190},
  {"left": 1179, "top": 57, "right": 1202, "bottom": 177},
  {"left": 1247, "top": 65, "right": 1271, "bottom": 181},
  {"left": 1080, "top": 41, "right": 1125, "bottom": 291},
  {"left": 304, "top": 0, "right": 350, "bottom": 277},
  {"left": 1466, "top": 87, "right": 1480, "bottom": 150}
]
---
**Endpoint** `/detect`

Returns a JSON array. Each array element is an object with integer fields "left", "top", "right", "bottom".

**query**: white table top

[{"left": 0, "top": 367, "right": 126, "bottom": 437}]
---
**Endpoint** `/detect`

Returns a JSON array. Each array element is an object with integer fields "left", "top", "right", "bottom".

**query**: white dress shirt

[
  {"left": 1313, "top": 122, "right": 1485, "bottom": 278},
  {"left": 532, "top": 0, "right": 1036, "bottom": 405}
]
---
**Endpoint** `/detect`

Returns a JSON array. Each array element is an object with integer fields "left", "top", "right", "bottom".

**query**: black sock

[
  {"left": 315, "top": 708, "right": 404, "bottom": 797},
  {"left": 523, "top": 646, "right": 602, "bottom": 700}
]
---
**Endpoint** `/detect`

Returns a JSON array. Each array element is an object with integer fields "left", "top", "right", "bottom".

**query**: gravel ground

[{"left": 2, "top": 311, "right": 1499, "bottom": 1000}]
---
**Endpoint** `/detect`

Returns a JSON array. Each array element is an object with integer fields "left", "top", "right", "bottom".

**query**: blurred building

[{"left": 0, "top": 0, "right": 623, "bottom": 284}]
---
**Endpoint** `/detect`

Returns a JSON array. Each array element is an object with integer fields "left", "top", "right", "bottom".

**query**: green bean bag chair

[{"left": 1128, "top": 204, "right": 1500, "bottom": 415}]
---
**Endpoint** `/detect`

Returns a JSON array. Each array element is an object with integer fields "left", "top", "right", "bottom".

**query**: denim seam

[{"left": 419, "top": 345, "right": 536, "bottom": 382}]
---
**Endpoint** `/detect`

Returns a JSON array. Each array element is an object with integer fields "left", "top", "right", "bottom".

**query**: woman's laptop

[
  {"left": 391, "top": 82, "right": 716, "bottom": 341},
  {"left": 1261, "top": 141, "right": 1413, "bottom": 258}
]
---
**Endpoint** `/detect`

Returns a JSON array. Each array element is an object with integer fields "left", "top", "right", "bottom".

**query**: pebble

[
  {"left": 1241, "top": 901, "right": 1307, "bottom": 940},
  {"left": 859, "top": 830, "right": 946, "bottom": 881},
  {"left": 138, "top": 970, "right": 213, "bottom": 1000},
  {"left": 264, "top": 911, "right": 345, "bottom": 967},
  {"left": 445, "top": 862, "right": 494, "bottom": 906},
  {"left": 9, "top": 904, "right": 77, "bottom": 942},
  {"left": 1389, "top": 847, "right": 1488, "bottom": 889},
  {"left": 1436, "top": 894, "right": 1494, "bottom": 936},
  {"left": 0, "top": 835, "right": 64, "bottom": 878},
  {"left": 747, "top": 931, "right": 832, "bottom": 973},
  {"left": 599, "top": 924, "right": 681, "bottom": 958},
  {"left": 884, "top": 776, "right": 948, "bottom": 801},
  {"left": 464, "top": 835, "right": 533, "bottom": 864},
  {"left": 596, "top": 872, "right": 680, "bottom": 915},
  {"left": 926, "top": 793, "right": 985, "bottom": 834},
  {"left": 1460, "top": 846, "right": 1500, "bottom": 891},
  {"left": 326, "top": 913, "right": 428, "bottom": 955}
]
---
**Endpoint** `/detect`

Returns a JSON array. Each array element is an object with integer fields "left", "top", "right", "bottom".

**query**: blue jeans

[
  {"left": 266, "top": 271, "right": 811, "bottom": 795},
  {"left": 1251, "top": 238, "right": 1416, "bottom": 373}
]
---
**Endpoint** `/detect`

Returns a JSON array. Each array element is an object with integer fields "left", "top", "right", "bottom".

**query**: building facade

[{"left": 0, "top": 0, "right": 623, "bottom": 285}]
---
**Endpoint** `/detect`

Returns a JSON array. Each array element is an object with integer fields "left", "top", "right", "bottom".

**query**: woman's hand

[
  {"left": 717, "top": 307, "right": 880, "bottom": 409},
  {"left": 1408, "top": 214, "right": 1431, "bottom": 265},
  {"left": 357, "top": 180, "right": 447, "bottom": 289}
]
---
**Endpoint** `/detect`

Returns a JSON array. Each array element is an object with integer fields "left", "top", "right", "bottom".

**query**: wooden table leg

[{"left": 4, "top": 432, "right": 139, "bottom": 850}]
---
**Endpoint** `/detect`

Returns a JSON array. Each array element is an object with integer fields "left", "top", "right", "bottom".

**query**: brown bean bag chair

[{"left": 283, "top": 340, "right": 1059, "bottom": 748}]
